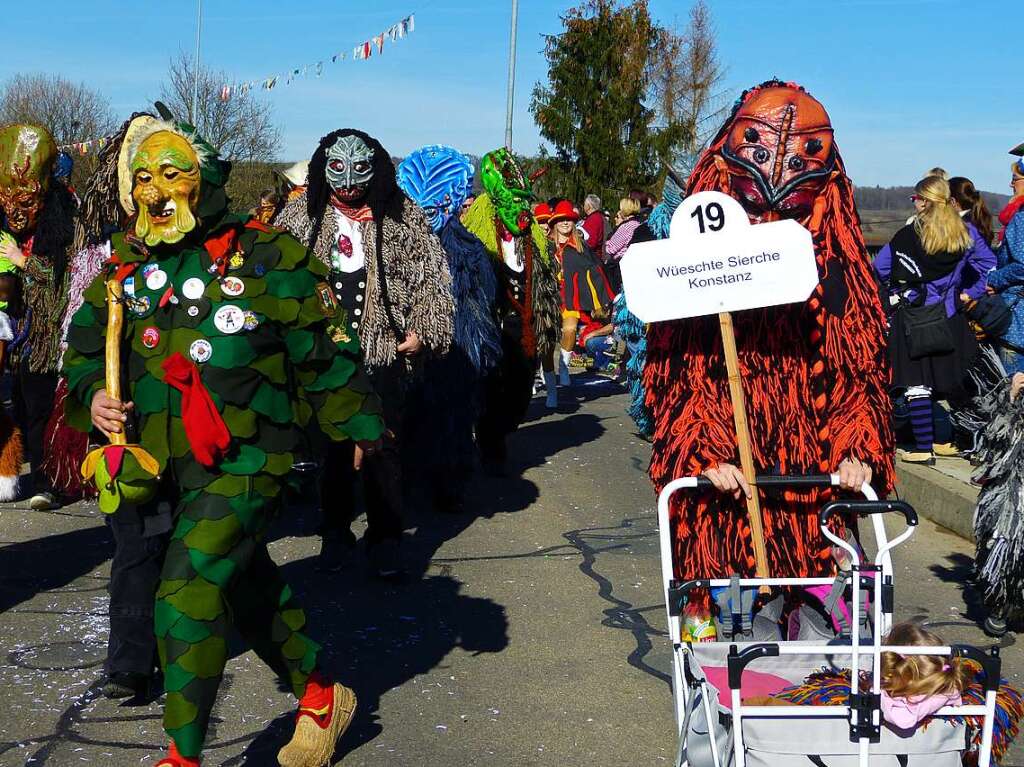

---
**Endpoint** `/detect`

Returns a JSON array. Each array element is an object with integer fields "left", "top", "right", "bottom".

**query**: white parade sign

[{"left": 619, "top": 191, "right": 819, "bottom": 323}]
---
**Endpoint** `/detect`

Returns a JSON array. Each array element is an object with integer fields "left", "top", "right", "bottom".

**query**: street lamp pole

[
  {"left": 504, "top": 0, "right": 519, "bottom": 150},
  {"left": 191, "top": 0, "right": 203, "bottom": 123}
]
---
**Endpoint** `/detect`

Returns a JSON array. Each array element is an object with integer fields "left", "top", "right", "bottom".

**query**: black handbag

[{"left": 899, "top": 299, "right": 955, "bottom": 359}]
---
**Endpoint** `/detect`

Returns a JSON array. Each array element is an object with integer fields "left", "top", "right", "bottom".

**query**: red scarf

[
  {"left": 329, "top": 198, "right": 373, "bottom": 222},
  {"left": 998, "top": 196, "right": 1024, "bottom": 241},
  {"left": 161, "top": 353, "right": 231, "bottom": 467}
]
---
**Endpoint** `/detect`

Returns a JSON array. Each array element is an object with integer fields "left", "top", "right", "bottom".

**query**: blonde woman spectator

[
  {"left": 603, "top": 197, "right": 643, "bottom": 293},
  {"left": 874, "top": 176, "right": 996, "bottom": 463}
]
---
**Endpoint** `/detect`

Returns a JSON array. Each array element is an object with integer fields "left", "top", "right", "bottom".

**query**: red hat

[
  {"left": 548, "top": 200, "right": 579, "bottom": 224},
  {"left": 533, "top": 202, "right": 552, "bottom": 224}
]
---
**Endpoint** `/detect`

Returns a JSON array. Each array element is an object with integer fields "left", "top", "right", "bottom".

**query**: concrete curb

[{"left": 895, "top": 461, "right": 978, "bottom": 542}]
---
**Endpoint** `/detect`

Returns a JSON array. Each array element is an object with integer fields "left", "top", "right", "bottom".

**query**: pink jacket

[{"left": 881, "top": 689, "right": 962, "bottom": 729}]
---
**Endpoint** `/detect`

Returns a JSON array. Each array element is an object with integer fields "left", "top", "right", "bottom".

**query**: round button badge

[
  {"left": 141, "top": 327, "right": 160, "bottom": 349},
  {"left": 182, "top": 277, "right": 205, "bottom": 301},
  {"left": 146, "top": 269, "right": 168, "bottom": 292},
  {"left": 220, "top": 276, "right": 245, "bottom": 298},
  {"left": 189, "top": 339, "right": 213, "bottom": 364},
  {"left": 214, "top": 305, "right": 245, "bottom": 335},
  {"left": 130, "top": 295, "right": 152, "bottom": 316},
  {"left": 187, "top": 305, "right": 200, "bottom": 318},
  {"left": 243, "top": 311, "right": 259, "bottom": 331}
]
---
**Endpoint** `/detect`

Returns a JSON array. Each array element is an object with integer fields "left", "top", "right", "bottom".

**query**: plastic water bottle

[{"left": 682, "top": 604, "right": 717, "bottom": 643}]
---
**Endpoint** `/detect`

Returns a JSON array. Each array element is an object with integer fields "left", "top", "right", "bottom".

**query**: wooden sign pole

[{"left": 718, "top": 311, "right": 770, "bottom": 586}]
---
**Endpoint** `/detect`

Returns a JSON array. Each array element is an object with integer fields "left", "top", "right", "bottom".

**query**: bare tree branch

[
  {"left": 648, "top": 0, "right": 728, "bottom": 162},
  {"left": 159, "top": 52, "right": 281, "bottom": 163},
  {"left": 0, "top": 73, "right": 118, "bottom": 147}
]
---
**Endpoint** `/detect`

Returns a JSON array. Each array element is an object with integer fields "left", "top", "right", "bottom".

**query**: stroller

[{"left": 658, "top": 474, "right": 1002, "bottom": 767}]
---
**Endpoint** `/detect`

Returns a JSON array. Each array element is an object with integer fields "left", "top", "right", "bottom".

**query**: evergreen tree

[{"left": 530, "top": 0, "right": 689, "bottom": 204}]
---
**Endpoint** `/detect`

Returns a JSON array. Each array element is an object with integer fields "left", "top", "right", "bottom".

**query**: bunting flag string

[
  {"left": 60, "top": 12, "right": 416, "bottom": 155},
  {"left": 218, "top": 13, "right": 415, "bottom": 102},
  {"left": 59, "top": 134, "right": 115, "bottom": 156}
]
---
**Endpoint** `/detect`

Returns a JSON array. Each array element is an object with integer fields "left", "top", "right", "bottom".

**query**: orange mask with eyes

[{"left": 719, "top": 86, "right": 835, "bottom": 221}]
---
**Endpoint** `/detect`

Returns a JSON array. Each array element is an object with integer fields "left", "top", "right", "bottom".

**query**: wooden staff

[
  {"left": 718, "top": 311, "right": 770, "bottom": 588},
  {"left": 105, "top": 279, "right": 126, "bottom": 447}
]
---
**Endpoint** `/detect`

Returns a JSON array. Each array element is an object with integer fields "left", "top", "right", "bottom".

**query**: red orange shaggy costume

[{"left": 644, "top": 80, "right": 894, "bottom": 586}]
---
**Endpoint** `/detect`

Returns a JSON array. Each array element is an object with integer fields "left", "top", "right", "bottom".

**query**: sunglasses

[{"left": 909, "top": 194, "right": 923, "bottom": 202}]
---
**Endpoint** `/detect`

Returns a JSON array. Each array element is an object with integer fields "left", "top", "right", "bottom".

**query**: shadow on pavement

[
  {"left": 523, "top": 374, "right": 623, "bottom": 420},
  {"left": 231, "top": 404, "right": 606, "bottom": 761},
  {"left": 227, "top": 556, "right": 510, "bottom": 764},
  {"left": 0, "top": 523, "right": 112, "bottom": 614},
  {"left": 929, "top": 551, "right": 986, "bottom": 624}
]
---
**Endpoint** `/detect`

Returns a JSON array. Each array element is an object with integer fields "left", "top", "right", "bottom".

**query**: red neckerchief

[
  {"left": 203, "top": 226, "right": 240, "bottom": 278},
  {"left": 329, "top": 197, "right": 373, "bottom": 222},
  {"left": 108, "top": 240, "right": 142, "bottom": 283},
  {"left": 161, "top": 352, "right": 231, "bottom": 467},
  {"left": 245, "top": 218, "right": 276, "bottom": 233},
  {"left": 998, "top": 196, "right": 1024, "bottom": 234}
]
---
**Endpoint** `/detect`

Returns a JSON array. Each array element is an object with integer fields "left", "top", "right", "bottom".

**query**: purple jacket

[{"left": 873, "top": 222, "right": 996, "bottom": 317}]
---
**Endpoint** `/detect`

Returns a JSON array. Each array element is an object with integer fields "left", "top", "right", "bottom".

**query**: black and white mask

[{"left": 326, "top": 134, "right": 374, "bottom": 203}]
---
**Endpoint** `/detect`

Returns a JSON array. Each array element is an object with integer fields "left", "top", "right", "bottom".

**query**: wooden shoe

[
  {"left": 901, "top": 451, "right": 935, "bottom": 465},
  {"left": 933, "top": 442, "right": 960, "bottom": 457},
  {"left": 278, "top": 682, "right": 357, "bottom": 767}
]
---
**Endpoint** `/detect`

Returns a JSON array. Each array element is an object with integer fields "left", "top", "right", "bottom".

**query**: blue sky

[{"left": 3, "top": 0, "right": 1021, "bottom": 193}]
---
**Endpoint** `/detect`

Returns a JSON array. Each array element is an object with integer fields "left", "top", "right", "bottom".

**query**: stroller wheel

[{"left": 983, "top": 615, "right": 1008, "bottom": 638}]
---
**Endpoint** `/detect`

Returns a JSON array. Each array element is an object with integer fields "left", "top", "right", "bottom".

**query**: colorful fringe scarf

[{"left": 773, "top": 667, "right": 1024, "bottom": 763}]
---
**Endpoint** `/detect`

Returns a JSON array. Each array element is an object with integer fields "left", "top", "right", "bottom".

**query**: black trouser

[
  {"left": 320, "top": 364, "right": 405, "bottom": 547},
  {"left": 477, "top": 323, "right": 536, "bottom": 466},
  {"left": 11, "top": 358, "right": 57, "bottom": 491},
  {"left": 105, "top": 499, "right": 172, "bottom": 676}
]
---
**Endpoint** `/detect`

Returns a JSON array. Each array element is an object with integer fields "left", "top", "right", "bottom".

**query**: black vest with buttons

[{"left": 328, "top": 268, "right": 367, "bottom": 333}]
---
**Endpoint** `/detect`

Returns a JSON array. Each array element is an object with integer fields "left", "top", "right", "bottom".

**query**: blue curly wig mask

[{"left": 396, "top": 145, "right": 474, "bottom": 234}]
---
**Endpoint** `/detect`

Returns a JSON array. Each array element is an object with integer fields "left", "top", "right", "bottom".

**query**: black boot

[
  {"left": 316, "top": 530, "right": 357, "bottom": 573},
  {"left": 101, "top": 670, "right": 160, "bottom": 700}
]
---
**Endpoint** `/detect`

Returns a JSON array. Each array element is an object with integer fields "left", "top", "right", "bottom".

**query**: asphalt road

[{"left": 0, "top": 375, "right": 1019, "bottom": 766}]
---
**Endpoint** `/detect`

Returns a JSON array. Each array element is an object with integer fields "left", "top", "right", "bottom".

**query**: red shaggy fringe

[
  {"left": 41, "top": 378, "right": 96, "bottom": 500},
  {"left": 644, "top": 81, "right": 894, "bottom": 585}
]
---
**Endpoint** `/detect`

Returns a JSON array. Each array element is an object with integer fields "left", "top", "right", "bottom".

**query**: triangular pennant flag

[
  {"left": 407, "top": 14, "right": 415, "bottom": 32},
  {"left": 364, "top": 41, "right": 372, "bottom": 59},
  {"left": 316, "top": 61, "right": 324, "bottom": 76}
]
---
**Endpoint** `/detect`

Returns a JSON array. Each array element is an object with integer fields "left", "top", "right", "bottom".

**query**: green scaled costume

[{"left": 62, "top": 116, "right": 384, "bottom": 759}]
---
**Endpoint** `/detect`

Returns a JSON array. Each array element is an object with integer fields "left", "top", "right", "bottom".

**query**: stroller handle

[
  {"left": 819, "top": 499, "right": 918, "bottom": 527},
  {"left": 693, "top": 473, "right": 836, "bottom": 489}
]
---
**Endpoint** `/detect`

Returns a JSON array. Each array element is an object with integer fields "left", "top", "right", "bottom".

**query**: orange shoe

[
  {"left": 155, "top": 741, "right": 200, "bottom": 767},
  {"left": 277, "top": 673, "right": 357, "bottom": 767}
]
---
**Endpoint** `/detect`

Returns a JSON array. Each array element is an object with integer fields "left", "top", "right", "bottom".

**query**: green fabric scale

[{"left": 62, "top": 214, "right": 383, "bottom": 758}]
